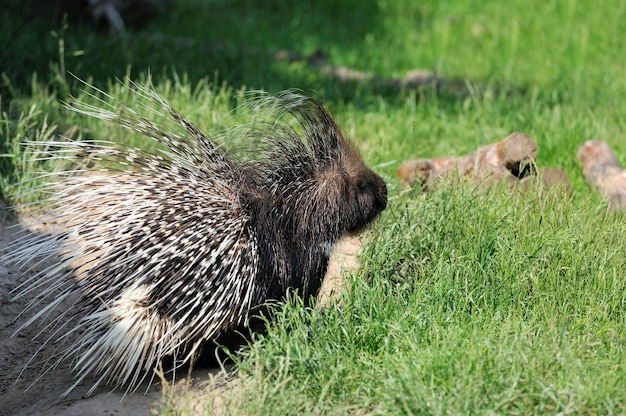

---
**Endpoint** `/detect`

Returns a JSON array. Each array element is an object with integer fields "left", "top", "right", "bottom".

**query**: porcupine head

[
  {"left": 7, "top": 82, "right": 387, "bottom": 396},
  {"left": 248, "top": 94, "right": 388, "bottom": 305}
]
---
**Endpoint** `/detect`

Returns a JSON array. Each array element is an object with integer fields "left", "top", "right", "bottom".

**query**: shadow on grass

[
  {"left": 0, "top": 0, "right": 536, "bottom": 204},
  {"left": 1, "top": 0, "right": 522, "bottom": 106}
]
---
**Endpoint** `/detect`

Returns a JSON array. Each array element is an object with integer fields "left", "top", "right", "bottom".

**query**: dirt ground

[{"left": 0, "top": 209, "right": 359, "bottom": 416}]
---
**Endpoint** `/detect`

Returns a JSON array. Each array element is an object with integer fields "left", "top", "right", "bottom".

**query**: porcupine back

[{"left": 7, "top": 81, "right": 387, "bottom": 396}]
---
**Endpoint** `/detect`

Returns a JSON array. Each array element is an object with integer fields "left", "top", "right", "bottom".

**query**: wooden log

[
  {"left": 397, "top": 132, "right": 538, "bottom": 188},
  {"left": 578, "top": 140, "right": 626, "bottom": 210},
  {"left": 516, "top": 167, "right": 572, "bottom": 194}
]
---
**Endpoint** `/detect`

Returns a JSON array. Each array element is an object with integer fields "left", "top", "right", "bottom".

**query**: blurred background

[{"left": 2, "top": 0, "right": 626, "bottom": 195}]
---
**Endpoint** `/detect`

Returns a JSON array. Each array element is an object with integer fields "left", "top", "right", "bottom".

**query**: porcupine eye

[{"left": 345, "top": 167, "right": 388, "bottom": 234}]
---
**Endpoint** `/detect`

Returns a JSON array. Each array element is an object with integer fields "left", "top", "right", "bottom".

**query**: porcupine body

[{"left": 8, "top": 82, "right": 387, "bottom": 395}]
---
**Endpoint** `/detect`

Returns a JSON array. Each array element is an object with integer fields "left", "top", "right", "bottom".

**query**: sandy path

[{"left": 0, "top": 215, "right": 168, "bottom": 415}]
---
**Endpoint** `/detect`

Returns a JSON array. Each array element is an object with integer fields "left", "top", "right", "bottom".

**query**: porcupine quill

[{"left": 6, "top": 79, "right": 388, "bottom": 396}]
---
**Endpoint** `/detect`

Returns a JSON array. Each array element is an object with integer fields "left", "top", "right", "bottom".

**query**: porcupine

[{"left": 8, "top": 81, "right": 387, "bottom": 396}]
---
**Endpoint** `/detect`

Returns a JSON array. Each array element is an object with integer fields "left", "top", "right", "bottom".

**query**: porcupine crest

[{"left": 7, "top": 80, "right": 387, "bottom": 396}]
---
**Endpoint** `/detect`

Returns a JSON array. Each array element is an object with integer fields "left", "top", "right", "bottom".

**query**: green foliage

[
  {"left": 0, "top": 97, "right": 63, "bottom": 205},
  {"left": 222, "top": 184, "right": 626, "bottom": 415}
]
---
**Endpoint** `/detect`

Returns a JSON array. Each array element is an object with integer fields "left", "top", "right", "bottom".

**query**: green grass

[
  {"left": 2, "top": 0, "right": 626, "bottom": 414},
  {"left": 208, "top": 184, "right": 626, "bottom": 415}
]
